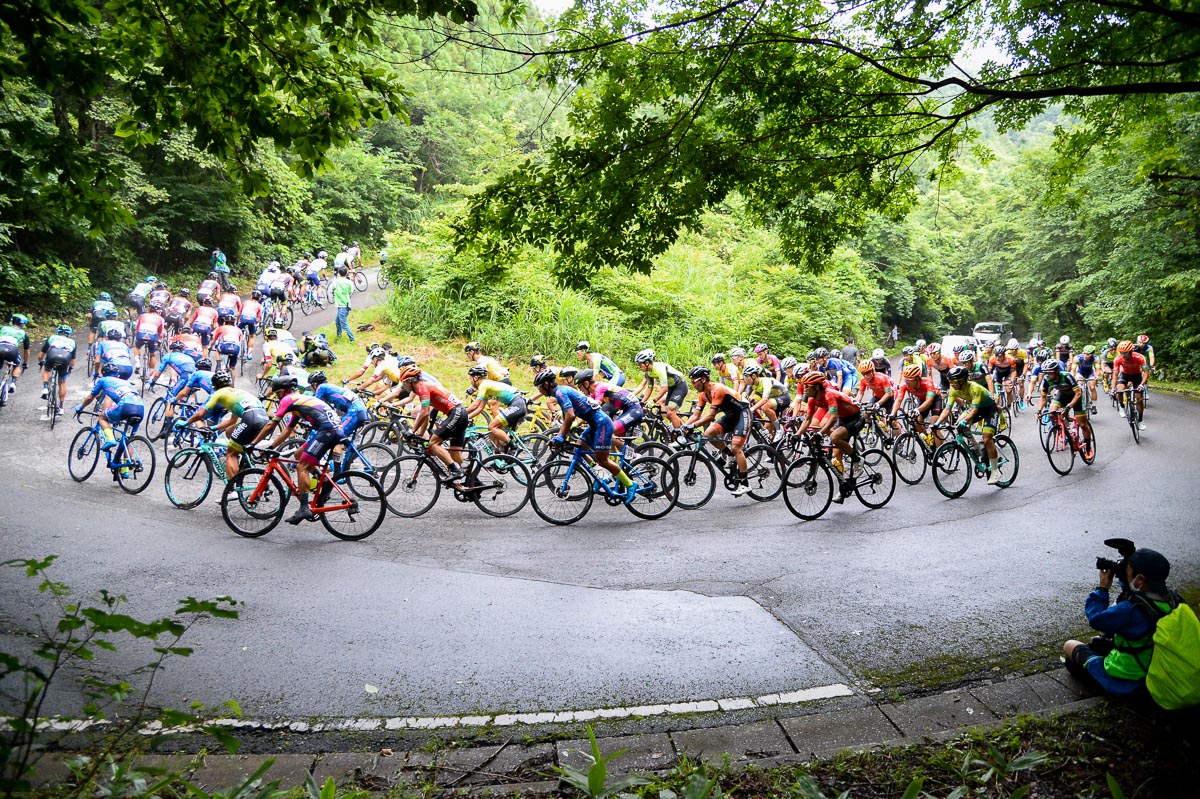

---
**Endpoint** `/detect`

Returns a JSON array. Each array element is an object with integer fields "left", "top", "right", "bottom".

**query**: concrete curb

[{"left": 29, "top": 669, "right": 1102, "bottom": 792}]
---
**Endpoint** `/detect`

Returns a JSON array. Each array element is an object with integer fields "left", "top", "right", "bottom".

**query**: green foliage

[{"left": 554, "top": 725, "right": 652, "bottom": 799}]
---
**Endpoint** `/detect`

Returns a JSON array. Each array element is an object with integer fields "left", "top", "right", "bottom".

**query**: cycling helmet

[
  {"left": 195, "top": 357, "right": 213, "bottom": 371},
  {"left": 559, "top": 366, "right": 578, "bottom": 379},
  {"left": 1083, "top": 345, "right": 1096, "bottom": 354},
  {"left": 276, "top": 352, "right": 295, "bottom": 365},
  {"left": 251, "top": 290, "right": 263, "bottom": 300},
  {"left": 575, "top": 341, "right": 590, "bottom": 352},
  {"left": 530, "top": 354, "right": 547, "bottom": 368},
  {"left": 267, "top": 261, "right": 280, "bottom": 271},
  {"left": 753, "top": 343, "right": 769, "bottom": 354},
  {"left": 952, "top": 344, "right": 967, "bottom": 353},
  {"left": 1007, "top": 338, "right": 1019, "bottom": 349},
  {"left": 369, "top": 347, "right": 385, "bottom": 360},
  {"left": 145, "top": 276, "right": 157, "bottom": 283},
  {"left": 169, "top": 340, "right": 184, "bottom": 352},
  {"left": 1137, "top": 334, "right": 1149, "bottom": 344},
  {"left": 901, "top": 346, "right": 915, "bottom": 356},
  {"left": 106, "top": 328, "right": 123, "bottom": 340},
  {"left": 872, "top": 348, "right": 885, "bottom": 359},
  {"left": 1059, "top": 335, "right": 1070, "bottom": 344},
  {"left": 201, "top": 297, "right": 214, "bottom": 306},
  {"left": 341, "top": 245, "right": 349, "bottom": 252},
  {"left": 741, "top": 364, "right": 762, "bottom": 378},
  {"left": 98, "top": 292, "right": 111, "bottom": 301},
  {"left": 1107, "top": 338, "right": 1118, "bottom": 347},
  {"left": 996, "top": 347, "right": 1008, "bottom": 355},
  {"left": 947, "top": 365, "right": 969, "bottom": 382},
  {"left": 101, "top": 362, "right": 120, "bottom": 376},
  {"left": 799, "top": 370, "right": 826, "bottom": 387},
  {"left": 914, "top": 339, "right": 926, "bottom": 349},
  {"left": 927, "top": 343, "right": 941, "bottom": 355},
  {"left": 308, "top": 370, "right": 327, "bottom": 386},
  {"left": 318, "top": 251, "right": 328, "bottom": 259},
  {"left": 688, "top": 366, "right": 711, "bottom": 381},
  {"left": 805, "top": 350, "right": 818, "bottom": 362},
  {"left": 270, "top": 374, "right": 298, "bottom": 393},
  {"left": 711, "top": 352, "right": 726, "bottom": 364},
  {"left": 780, "top": 356, "right": 798, "bottom": 371},
  {"left": 1042, "top": 359, "right": 1062, "bottom": 373},
  {"left": 265, "top": 328, "right": 278, "bottom": 340},
  {"left": 729, "top": 347, "right": 746, "bottom": 358},
  {"left": 902, "top": 364, "right": 923, "bottom": 379},
  {"left": 464, "top": 341, "right": 481, "bottom": 353},
  {"left": 155, "top": 281, "right": 167, "bottom": 289},
  {"left": 176, "top": 288, "right": 189, "bottom": 297},
  {"left": 533, "top": 369, "right": 557, "bottom": 388},
  {"left": 575, "top": 369, "right": 596, "bottom": 385},
  {"left": 56, "top": 324, "right": 72, "bottom": 336},
  {"left": 634, "top": 348, "right": 655, "bottom": 364},
  {"left": 467, "top": 365, "right": 488, "bottom": 378},
  {"left": 398, "top": 365, "right": 421, "bottom": 382},
  {"left": 1028, "top": 338, "right": 1038, "bottom": 348},
  {"left": 830, "top": 348, "right": 843, "bottom": 360},
  {"left": 814, "top": 347, "right": 829, "bottom": 359},
  {"left": 958, "top": 350, "right": 976, "bottom": 363},
  {"left": 104, "top": 309, "right": 119, "bottom": 319},
  {"left": 792, "top": 363, "right": 808, "bottom": 378},
  {"left": 212, "top": 371, "right": 233, "bottom": 390},
  {"left": 858, "top": 359, "right": 874, "bottom": 374},
  {"left": 148, "top": 303, "right": 163, "bottom": 313},
  {"left": 206, "top": 272, "right": 216, "bottom": 281},
  {"left": 1117, "top": 340, "right": 1134, "bottom": 353},
  {"left": 397, "top": 356, "right": 416, "bottom": 368}
]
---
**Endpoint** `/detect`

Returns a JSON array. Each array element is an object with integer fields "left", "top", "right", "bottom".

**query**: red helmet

[
  {"left": 1136, "top": 334, "right": 1149, "bottom": 344},
  {"left": 800, "top": 370, "right": 826, "bottom": 387}
]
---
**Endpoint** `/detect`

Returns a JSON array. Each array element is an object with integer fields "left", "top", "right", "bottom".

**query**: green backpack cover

[{"left": 1136, "top": 596, "right": 1200, "bottom": 710}]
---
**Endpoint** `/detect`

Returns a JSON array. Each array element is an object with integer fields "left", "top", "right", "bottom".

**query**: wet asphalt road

[{"left": 1, "top": 308, "right": 1197, "bottom": 721}]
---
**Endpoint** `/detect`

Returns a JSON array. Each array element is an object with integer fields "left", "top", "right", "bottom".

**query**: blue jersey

[
  {"left": 183, "top": 370, "right": 214, "bottom": 395},
  {"left": 553, "top": 385, "right": 605, "bottom": 423},
  {"left": 97, "top": 341, "right": 133, "bottom": 366},
  {"left": 825, "top": 357, "right": 858, "bottom": 388},
  {"left": 1075, "top": 353, "right": 1097, "bottom": 377},
  {"left": 89, "top": 376, "right": 143, "bottom": 408},
  {"left": 315, "top": 383, "right": 366, "bottom": 414},
  {"left": 159, "top": 352, "right": 196, "bottom": 383}
]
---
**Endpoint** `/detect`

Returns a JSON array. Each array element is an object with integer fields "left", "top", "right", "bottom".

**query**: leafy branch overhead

[{"left": 454, "top": 0, "right": 1200, "bottom": 284}]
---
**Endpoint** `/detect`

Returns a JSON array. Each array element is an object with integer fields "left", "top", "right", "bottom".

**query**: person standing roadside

[{"left": 331, "top": 265, "right": 356, "bottom": 342}]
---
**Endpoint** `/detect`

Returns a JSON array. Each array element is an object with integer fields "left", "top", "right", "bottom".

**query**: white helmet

[
  {"left": 729, "top": 346, "right": 746, "bottom": 358},
  {"left": 1059, "top": 335, "right": 1070, "bottom": 345},
  {"left": 1028, "top": 338, "right": 1038, "bottom": 348},
  {"left": 1007, "top": 338, "right": 1019, "bottom": 349},
  {"left": 634, "top": 349, "right": 656, "bottom": 364},
  {"left": 267, "top": 260, "right": 280, "bottom": 271},
  {"left": 871, "top": 348, "right": 885, "bottom": 359},
  {"left": 318, "top": 250, "right": 328, "bottom": 259},
  {"left": 914, "top": 339, "right": 926, "bottom": 349}
]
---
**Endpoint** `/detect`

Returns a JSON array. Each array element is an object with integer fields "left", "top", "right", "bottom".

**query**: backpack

[{"left": 1131, "top": 592, "right": 1200, "bottom": 710}]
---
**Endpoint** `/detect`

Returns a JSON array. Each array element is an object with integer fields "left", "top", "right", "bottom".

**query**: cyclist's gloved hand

[
  {"left": 174, "top": 418, "right": 187, "bottom": 429},
  {"left": 552, "top": 435, "right": 565, "bottom": 445},
  {"left": 73, "top": 404, "right": 83, "bottom": 414}
]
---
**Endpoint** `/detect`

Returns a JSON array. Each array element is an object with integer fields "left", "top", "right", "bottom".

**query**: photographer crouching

[{"left": 1063, "top": 538, "right": 1179, "bottom": 698}]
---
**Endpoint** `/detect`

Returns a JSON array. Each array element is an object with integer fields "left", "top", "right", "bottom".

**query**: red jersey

[
  {"left": 217, "top": 293, "right": 242, "bottom": 315},
  {"left": 239, "top": 299, "right": 263, "bottom": 323},
  {"left": 893, "top": 376, "right": 938, "bottom": 406},
  {"left": 806, "top": 386, "right": 860, "bottom": 419},
  {"left": 858, "top": 372, "right": 894, "bottom": 400},
  {"left": 414, "top": 380, "right": 462, "bottom": 414},
  {"left": 136, "top": 312, "right": 165, "bottom": 336},
  {"left": 1113, "top": 353, "right": 1145, "bottom": 376},
  {"left": 192, "top": 306, "right": 219, "bottom": 328}
]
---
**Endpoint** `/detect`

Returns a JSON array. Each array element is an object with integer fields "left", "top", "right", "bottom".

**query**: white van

[{"left": 972, "top": 322, "right": 1008, "bottom": 346}]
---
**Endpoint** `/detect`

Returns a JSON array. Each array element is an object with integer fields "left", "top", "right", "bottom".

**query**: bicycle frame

[{"left": 248, "top": 454, "right": 355, "bottom": 515}]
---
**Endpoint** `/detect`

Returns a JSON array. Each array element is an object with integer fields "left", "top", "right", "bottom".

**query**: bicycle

[
  {"left": 299, "top": 282, "right": 326, "bottom": 316},
  {"left": 348, "top": 265, "right": 369, "bottom": 293},
  {"left": 219, "top": 447, "right": 386, "bottom": 540},
  {"left": 0, "top": 360, "right": 15, "bottom": 413},
  {"left": 929, "top": 424, "right": 1019, "bottom": 498},
  {"left": 43, "top": 366, "right": 61, "bottom": 429},
  {"left": 889, "top": 412, "right": 942, "bottom": 485},
  {"left": 1112, "top": 386, "right": 1145, "bottom": 444},
  {"left": 385, "top": 433, "right": 533, "bottom": 519},
  {"left": 781, "top": 432, "right": 896, "bottom": 520},
  {"left": 376, "top": 265, "right": 390, "bottom": 290},
  {"left": 529, "top": 439, "right": 677, "bottom": 525},
  {"left": 664, "top": 428, "right": 783, "bottom": 508},
  {"left": 67, "top": 410, "right": 157, "bottom": 494},
  {"left": 1041, "top": 409, "right": 1096, "bottom": 475}
]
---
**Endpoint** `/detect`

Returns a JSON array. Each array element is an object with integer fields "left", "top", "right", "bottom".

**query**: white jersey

[{"left": 333, "top": 252, "right": 350, "bottom": 268}]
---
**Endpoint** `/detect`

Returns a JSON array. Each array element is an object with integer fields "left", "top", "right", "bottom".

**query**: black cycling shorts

[
  {"left": 836, "top": 411, "right": 866, "bottom": 438},
  {"left": 665, "top": 376, "right": 688, "bottom": 409},
  {"left": 1118, "top": 372, "right": 1144, "bottom": 388},
  {"left": 43, "top": 354, "right": 71, "bottom": 377},
  {"left": 498, "top": 396, "right": 528, "bottom": 429},
  {"left": 715, "top": 408, "right": 749, "bottom": 438},
  {"left": 300, "top": 427, "right": 340, "bottom": 467},
  {"left": 0, "top": 343, "right": 22, "bottom": 367},
  {"left": 433, "top": 405, "right": 469, "bottom": 448},
  {"left": 228, "top": 408, "right": 269, "bottom": 453}
]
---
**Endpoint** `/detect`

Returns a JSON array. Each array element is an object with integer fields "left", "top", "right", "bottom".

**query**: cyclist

[
  {"left": 1055, "top": 335, "right": 1073, "bottom": 367},
  {"left": 779, "top": 357, "right": 801, "bottom": 394},
  {"left": 986, "top": 347, "right": 1018, "bottom": 403},
  {"left": 794, "top": 369, "right": 863, "bottom": 482},
  {"left": 869, "top": 347, "right": 891, "bottom": 376},
  {"left": 96, "top": 327, "right": 134, "bottom": 380},
  {"left": 1007, "top": 338, "right": 1029, "bottom": 408},
  {"left": 255, "top": 374, "right": 343, "bottom": 525},
  {"left": 216, "top": 289, "right": 242, "bottom": 325},
  {"left": 1111, "top": 340, "right": 1147, "bottom": 428},
  {"left": 754, "top": 344, "right": 783, "bottom": 382},
  {"left": 729, "top": 347, "right": 748, "bottom": 387},
  {"left": 1037, "top": 360, "right": 1093, "bottom": 456},
  {"left": 128, "top": 276, "right": 156, "bottom": 317},
  {"left": 163, "top": 357, "right": 215, "bottom": 432},
  {"left": 535, "top": 368, "right": 638, "bottom": 503},
  {"left": 254, "top": 328, "right": 290, "bottom": 383},
  {"left": 147, "top": 281, "right": 171, "bottom": 311},
  {"left": 149, "top": 340, "right": 196, "bottom": 405},
  {"left": 300, "top": 332, "right": 336, "bottom": 369},
  {"left": 308, "top": 370, "right": 370, "bottom": 445},
  {"left": 0, "top": 314, "right": 31, "bottom": 398},
  {"left": 273, "top": 352, "right": 310, "bottom": 389},
  {"left": 818, "top": 347, "right": 858, "bottom": 393},
  {"left": 1133, "top": 335, "right": 1155, "bottom": 382},
  {"left": 1073, "top": 345, "right": 1100, "bottom": 412},
  {"left": 403, "top": 365, "right": 471, "bottom": 483},
  {"left": 175, "top": 372, "right": 268, "bottom": 482},
  {"left": 347, "top": 241, "right": 362, "bottom": 269},
  {"left": 171, "top": 329, "right": 205, "bottom": 363},
  {"left": 936, "top": 365, "right": 1002, "bottom": 485},
  {"left": 38, "top": 325, "right": 77, "bottom": 414},
  {"left": 683, "top": 365, "right": 752, "bottom": 496},
  {"left": 900, "top": 346, "right": 928, "bottom": 378},
  {"left": 98, "top": 309, "right": 126, "bottom": 343},
  {"left": 959, "top": 349, "right": 988, "bottom": 387},
  {"left": 925, "top": 343, "right": 956, "bottom": 391},
  {"left": 302, "top": 255, "right": 325, "bottom": 306},
  {"left": 557, "top": 366, "right": 578, "bottom": 388},
  {"left": 354, "top": 347, "right": 399, "bottom": 394},
  {"left": 189, "top": 298, "right": 219, "bottom": 349},
  {"left": 267, "top": 267, "right": 294, "bottom": 313},
  {"left": 890, "top": 363, "right": 943, "bottom": 446},
  {"left": 333, "top": 247, "right": 350, "bottom": 273},
  {"left": 575, "top": 341, "right": 625, "bottom": 387},
  {"left": 1100, "top": 337, "right": 1119, "bottom": 391},
  {"left": 256, "top": 260, "right": 281, "bottom": 296},
  {"left": 741, "top": 363, "right": 788, "bottom": 442},
  {"left": 87, "top": 293, "right": 117, "bottom": 346},
  {"left": 710, "top": 352, "right": 738, "bottom": 389},
  {"left": 341, "top": 343, "right": 385, "bottom": 385},
  {"left": 211, "top": 320, "right": 244, "bottom": 374},
  {"left": 132, "top": 303, "right": 166, "bottom": 375},
  {"left": 465, "top": 341, "right": 511, "bottom": 384},
  {"left": 855, "top": 359, "right": 898, "bottom": 434},
  {"left": 465, "top": 364, "right": 527, "bottom": 451},
  {"left": 164, "top": 289, "right": 193, "bottom": 335},
  {"left": 75, "top": 362, "right": 146, "bottom": 446},
  {"left": 632, "top": 348, "right": 687, "bottom": 429},
  {"left": 238, "top": 290, "right": 265, "bottom": 359},
  {"left": 196, "top": 273, "right": 223, "bottom": 306},
  {"left": 576, "top": 369, "right": 644, "bottom": 438}
]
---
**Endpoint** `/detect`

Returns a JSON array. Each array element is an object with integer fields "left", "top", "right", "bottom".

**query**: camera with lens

[{"left": 1095, "top": 537, "right": 1136, "bottom": 575}]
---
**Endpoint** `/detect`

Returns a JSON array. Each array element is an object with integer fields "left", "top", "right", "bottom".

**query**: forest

[{"left": 2, "top": 0, "right": 1198, "bottom": 374}]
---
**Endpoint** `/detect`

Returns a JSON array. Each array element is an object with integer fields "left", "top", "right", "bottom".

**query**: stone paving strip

[{"left": 28, "top": 670, "right": 1101, "bottom": 793}]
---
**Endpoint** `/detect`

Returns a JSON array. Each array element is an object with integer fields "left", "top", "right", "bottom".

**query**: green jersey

[
  {"left": 0, "top": 325, "right": 28, "bottom": 348},
  {"left": 204, "top": 387, "right": 264, "bottom": 418},
  {"left": 330, "top": 276, "right": 354, "bottom": 307},
  {"left": 476, "top": 379, "right": 521, "bottom": 405}
]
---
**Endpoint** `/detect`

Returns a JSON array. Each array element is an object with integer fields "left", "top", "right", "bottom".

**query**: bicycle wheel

[
  {"left": 471, "top": 454, "right": 531, "bottom": 518},
  {"left": 516, "top": 432, "right": 552, "bottom": 465},
  {"left": 221, "top": 468, "right": 286, "bottom": 537},
  {"left": 625, "top": 455, "right": 677, "bottom": 520},
  {"left": 352, "top": 270, "right": 368, "bottom": 292},
  {"left": 341, "top": 442, "right": 396, "bottom": 476},
  {"left": 530, "top": 457, "right": 593, "bottom": 525},
  {"left": 992, "top": 435, "right": 1019, "bottom": 488},
  {"left": 384, "top": 455, "right": 442, "bottom": 517},
  {"left": 300, "top": 296, "right": 315, "bottom": 316},
  {"left": 1081, "top": 427, "right": 1097, "bottom": 465},
  {"left": 1129, "top": 405, "right": 1141, "bottom": 444},
  {"left": 892, "top": 432, "right": 928, "bottom": 484},
  {"left": 782, "top": 458, "right": 833, "bottom": 520},
  {"left": 115, "top": 435, "right": 157, "bottom": 494},
  {"left": 744, "top": 444, "right": 783, "bottom": 501},
  {"left": 377, "top": 269, "right": 390, "bottom": 289},
  {"left": 853, "top": 448, "right": 896, "bottom": 509},
  {"left": 0, "top": 365, "right": 12, "bottom": 413},
  {"left": 164, "top": 448, "right": 214, "bottom": 508},
  {"left": 46, "top": 373, "right": 60, "bottom": 428},
  {"left": 145, "top": 397, "right": 169, "bottom": 441},
  {"left": 633, "top": 440, "right": 673, "bottom": 461},
  {"left": 67, "top": 427, "right": 101, "bottom": 482},
  {"left": 278, "top": 306, "right": 294, "bottom": 330},
  {"left": 1045, "top": 421, "right": 1075, "bottom": 475},
  {"left": 358, "top": 420, "right": 403, "bottom": 452},
  {"left": 665, "top": 450, "right": 716, "bottom": 510},
  {"left": 319, "top": 470, "right": 386, "bottom": 540},
  {"left": 932, "top": 442, "right": 972, "bottom": 499}
]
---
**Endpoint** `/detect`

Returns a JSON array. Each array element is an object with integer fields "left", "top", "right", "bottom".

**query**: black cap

[{"left": 1129, "top": 548, "right": 1170, "bottom": 588}]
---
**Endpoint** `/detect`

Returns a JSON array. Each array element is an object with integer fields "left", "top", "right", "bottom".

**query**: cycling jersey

[
  {"left": 713, "top": 361, "right": 738, "bottom": 386},
  {"left": 262, "top": 341, "right": 295, "bottom": 366},
  {"left": 89, "top": 300, "right": 116, "bottom": 325},
  {"left": 1075, "top": 353, "right": 1097, "bottom": 378},
  {"left": 1100, "top": 346, "right": 1116, "bottom": 365},
  {"left": 41, "top": 334, "right": 76, "bottom": 365},
  {"left": 238, "top": 300, "right": 263, "bottom": 326},
  {"left": 129, "top": 282, "right": 152, "bottom": 300},
  {"left": 748, "top": 377, "right": 787, "bottom": 401},
  {"left": 98, "top": 320, "right": 126, "bottom": 340},
  {"left": 166, "top": 297, "right": 193, "bottom": 318},
  {"left": 893, "top": 376, "right": 938, "bottom": 408},
  {"left": 1113, "top": 352, "right": 1146, "bottom": 376},
  {"left": 213, "top": 325, "right": 242, "bottom": 348},
  {"left": 373, "top": 357, "right": 402, "bottom": 383},
  {"left": 592, "top": 382, "right": 641, "bottom": 411},
  {"left": 757, "top": 353, "right": 783, "bottom": 379},
  {"left": 901, "top": 355, "right": 928, "bottom": 377},
  {"left": 147, "top": 289, "right": 171, "bottom": 308},
  {"left": 858, "top": 372, "right": 894, "bottom": 401},
  {"left": 989, "top": 356, "right": 1016, "bottom": 380},
  {"left": 274, "top": 392, "right": 339, "bottom": 431},
  {"left": 217, "top": 293, "right": 242, "bottom": 316},
  {"left": 135, "top": 312, "right": 165, "bottom": 338},
  {"left": 159, "top": 351, "right": 196, "bottom": 386},
  {"left": 646, "top": 361, "right": 684, "bottom": 387},
  {"left": 697, "top": 382, "right": 748, "bottom": 414},
  {"left": 824, "top": 357, "right": 858, "bottom": 390},
  {"left": 476, "top": 355, "right": 510, "bottom": 382},
  {"left": 585, "top": 351, "right": 624, "bottom": 384},
  {"left": 204, "top": 387, "right": 265, "bottom": 420},
  {"left": 182, "top": 370, "right": 214, "bottom": 395},
  {"left": 197, "top": 279, "right": 222, "bottom": 300},
  {"left": 89, "top": 376, "right": 143, "bottom": 409},
  {"left": 553, "top": 384, "right": 603, "bottom": 423},
  {"left": 192, "top": 306, "right": 219, "bottom": 329},
  {"left": 948, "top": 381, "right": 997, "bottom": 412},
  {"left": 870, "top": 356, "right": 891, "bottom": 376},
  {"left": 98, "top": 340, "right": 133, "bottom": 366},
  {"left": 474, "top": 379, "right": 521, "bottom": 405},
  {"left": 314, "top": 383, "right": 366, "bottom": 414},
  {"left": 806, "top": 386, "right": 860, "bottom": 419},
  {"left": 413, "top": 380, "right": 462, "bottom": 415},
  {"left": 1055, "top": 344, "right": 1073, "bottom": 363}
]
